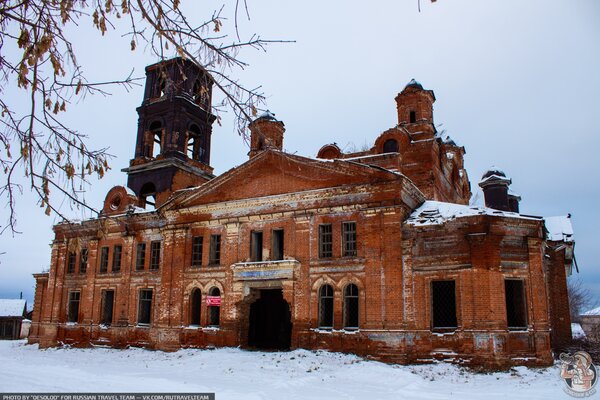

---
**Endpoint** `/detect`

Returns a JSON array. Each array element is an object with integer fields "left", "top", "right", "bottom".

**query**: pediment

[{"left": 163, "top": 150, "right": 404, "bottom": 209}]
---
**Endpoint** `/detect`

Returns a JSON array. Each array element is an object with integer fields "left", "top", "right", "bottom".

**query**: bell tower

[
  {"left": 395, "top": 79, "right": 436, "bottom": 140},
  {"left": 123, "top": 58, "right": 216, "bottom": 208}
]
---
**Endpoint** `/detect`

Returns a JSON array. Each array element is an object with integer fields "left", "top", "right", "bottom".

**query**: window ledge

[{"left": 136, "top": 323, "right": 151, "bottom": 328}]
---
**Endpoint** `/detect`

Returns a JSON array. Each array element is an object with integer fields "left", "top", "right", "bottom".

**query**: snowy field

[{"left": 0, "top": 340, "right": 572, "bottom": 399}]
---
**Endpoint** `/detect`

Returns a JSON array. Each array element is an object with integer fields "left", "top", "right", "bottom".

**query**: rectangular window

[
  {"left": 67, "top": 252, "right": 76, "bottom": 274},
  {"left": 272, "top": 229, "right": 284, "bottom": 261},
  {"left": 149, "top": 241, "right": 161, "bottom": 270},
  {"left": 319, "top": 224, "right": 333, "bottom": 258},
  {"left": 101, "top": 290, "right": 115, "bottom": 325},
  {"left": 112, "top": 245, "right": 122, "bottom": 272},
  {"left": 342, "top": 222, "right": 357, "bottom": 257},
  {"left": 505, "top": 280, "right": 528, "bottom": 330},
  {"left": 138, "top": 289, "right": 153, "bottom": 325},
  {"left": 79, "top": 248, "right": 88, "bottom": 274},
  {"left": 250, "top": 231, "right": 263, "bottom": 262},
  {"left": 135, "top": 243, "right": 146, "bottom": 271},
  {"left": 99, "top": 246, "right": 109, "bottom": 273},
  {"left": 209, "top": 234, "right": 221, "bottom": 265},
  {"left": 191, "top": 236, "right": 203, "bottom": 267},
  {"left": 67, "top": 291, "right": 80, "bottom": 323},
  {"left": 431, "top": 280, "right": 458, "bottom": 330}
]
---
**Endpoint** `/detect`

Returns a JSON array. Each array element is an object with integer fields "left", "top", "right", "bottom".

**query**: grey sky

[{"left": 1, "top": 0, "right": 599, "bottom": 309}]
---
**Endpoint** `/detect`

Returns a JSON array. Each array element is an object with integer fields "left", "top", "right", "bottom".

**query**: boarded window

[
  {"left": 67, "top": 252, "right": 76, "bottom": 274},
  {"left": 319, "top": 224, "right": 333, "bottom": 259},
  {"left": 67, "top": 291, "right": 80, "bottom": 323},
  {"left": 342, "top": 222, "right": 357, "bottom": 257},
  {"left": 344, "top": 284, "right": 359, "bottom": 329},
  {"left": 101, "top": 290, "right": 115, "bottom": 325},
  {"left": 409, "top": 110, "right": 416, "bottom": 123},
  {"left": 138, "top": 289, "right": 153, "bottom": 325},
  {"left": 208, "top": 287, "right": 220, "bottom": 326},
  {"left": 209, "top": 235, "right": 221, "bottom": 265},
  {"left": 190, "top": 288, "right": 201, "bottom": 326},
  {"left": 505, "top": 280, "right": 528, "bottom": 330},
  {"left": 250, "top": 231, "right": 263, "bottom": 262},
  {"left": 99, "top": 246, "right": 109, "bottom": 273},
  {"left": 431, "top": 280, "right": 458, "bottom": 330},
  {"left": 149, "top": 241, "right": 161, "bottom": 270},
  {"left": 112, "top": 245, "right": 122, "bottom": 272},
  {"left": 272, "top": 229, "right": 284, "bottom": 261},
  {"left": 79, "top": 248, "right": 88, "bottom": 274},
  {"left": 318, "top": 284, "right": 334, "bottom": 329},
  {"left": 383, "top": 139, "right": 399, "bottom": 153},
  {"left": 191, "top": 236, "right": 203, "bottom": 267},
  {"left": 136, "top": 243, "right": 146, "bottom": 271}
]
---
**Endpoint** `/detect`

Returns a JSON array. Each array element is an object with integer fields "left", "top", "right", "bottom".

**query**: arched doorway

[{"left": 247, "top": 289, "right": 292, "bottom": 350}]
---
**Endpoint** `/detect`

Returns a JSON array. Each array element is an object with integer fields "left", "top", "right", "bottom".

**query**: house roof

[
  {"left": 0, "top": 299, "right": 26, "bottom": 317},
  {"left": 582, "top": 306, "right": 600, "bottom": 316},
  {"left": 544, "top": 215, "right": 574, "bottom": 242}
]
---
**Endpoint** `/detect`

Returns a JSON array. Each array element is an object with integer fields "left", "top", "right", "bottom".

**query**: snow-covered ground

[{"left": 0, "top": 340, "right": 570, "bottom": 399}]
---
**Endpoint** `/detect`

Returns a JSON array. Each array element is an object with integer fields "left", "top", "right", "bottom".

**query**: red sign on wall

[{"left": 206, "top": 296, "right": 221, "bottom": 306}]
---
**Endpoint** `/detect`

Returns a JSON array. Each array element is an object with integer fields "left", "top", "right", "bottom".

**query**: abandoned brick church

[{"left": 28, "top": 58, "right": 575, "bottom": 368}]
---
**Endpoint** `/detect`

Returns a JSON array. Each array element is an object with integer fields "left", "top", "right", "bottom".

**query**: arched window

[
  {"left": 208, "top": 287, "right": 221, "bottom": 326},
  {"left": 186, "top": 124, "right": 203, "bottom": 161},
  {"left": 190, "top": 288, "right": 201, "bottom": 326},
  {"left": 343, "top": 284, "right": 359, "bottom": 330},
  {"left": 383, "top": 139, "right": 399, "bottom": 153},
  {"left": 156, "top": 75, "right": 167, "bottom": 98},
  {"left": 318, "top": 284, "right": 334, "bottom": 329},
  {"left": 148, "top": 121, "right": 162, "bottom": 158},
  {"left": 140, "top": 182, "right": 157, "bottom": 209}
]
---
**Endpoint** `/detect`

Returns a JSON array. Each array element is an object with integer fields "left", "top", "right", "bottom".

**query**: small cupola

[
  {"left": 478, "top": 167, "right": 518, "bottom": 212},
  {"left": 248, "top": 111, "right": 285, "bottom": 159},
  {"left": 395, "top": 79, "right": 436, "bottom": 140}
]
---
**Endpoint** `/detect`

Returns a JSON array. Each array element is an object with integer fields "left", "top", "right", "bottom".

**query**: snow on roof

[
  {"left": 0, "top": 299, "right": 26, "bottom": 317},
  {"left": 582, "top": 306, "right": 600, "bottom": 316},
  {"left": 406, "top": 200, "right": 539, "bottom": 226},
  {"left": 571, "top": 323, "right": 586, "bottom": 339},
  {"left": 544, "top": 215, "right": 574, "bottom": 242}
]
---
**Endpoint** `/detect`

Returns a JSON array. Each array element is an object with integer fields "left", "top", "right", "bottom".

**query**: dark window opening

[
  {"left": 342, "top": 222, "right": 357, "bottom": 257},
  {"left": 112, "top": 245, "right": 122, "bottom": 273},
  {"left": 101, "top": 290, "right": 115, "bottom": 326},
  {"left": 149, "top": 241, "right": 161, "bottom": 270},
  {"left": 409, "top": 110, "right": 416, "bottom": 123},
  {"left": 193, "top": 77, "right": 209, "bottom": 106},
  {"left": 319, "top": 224, "right": 333, "bottom": 259},
  {"left": 431, "top": 280, "right": 458, "bottom": 330},
  {"left": 67, "top": 291, "right": 80, "bottom": 323},
  {"left": 190, "top": 288, "right": 201, "bottom": 326},
  {"left": 272, "top": 229, "right": 284, "bottom": 261},
  {"left": 99, "top": 246, "right": 109, "bottom": 273},
  {"left": 79, "top": 248, "right": 88, "bottom": 274},
  {"left": 156, "top": 75, "right": 166, "bottom": 97},
  {"left": 250, "top": 231, "right": 263, "bottom": 262},
  {"left": 138, "top": 289, "right": 153, "bottom": 325},
  {"left": 383, "top": 139, "right": 399, "bottom": 153},
  {"left": 149, "top": 121, "right": 162, "bottom": 158},
  {"left": 140, "top": 182, "right": 157, "bottom": 210},
  {"left": 67, "top": 252, "right": 76, "bottom": 274},
  {"left": 191, "top": 236, "right": 203, "bottom": 267},
  {"left": 505, "top": 280, "right": 528, "bottom": 330},
  {"left": 209, "top": 235, "right": 221, "bottom": 265},
  {"left": 135, "top": 243, "right": 146, "bottom": 271},
  {"left": 318, "top": 284, "right": 334, "bottom": 329},
  {"left": 344, "top": 284, "right": 359, "bottom": 329},
  {"left": 208, "top": 287, "right": 220, "bottom": 326},
  {"left": 186, "top": 124, "right": 204, "bottom": 162}
]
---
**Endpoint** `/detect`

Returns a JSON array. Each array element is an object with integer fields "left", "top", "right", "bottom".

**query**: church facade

[{"left": 28, "top": 58, "right": 574, "bottom": 368}]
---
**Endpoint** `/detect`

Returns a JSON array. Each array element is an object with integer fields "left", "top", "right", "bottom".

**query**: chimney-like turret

[
  {"left": 248, "top": 111, "right": 285, "bottom": 159},
  {"left": 478, "top": 168, "right": 517, "bottom": 212},
  {"left": 395, "top": 79, "right": 436, "bottom": 140}
]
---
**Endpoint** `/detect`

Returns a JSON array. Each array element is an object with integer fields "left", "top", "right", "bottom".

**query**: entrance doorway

[{"left": 248, "top": 289, "right": 292, "bottom": 350}]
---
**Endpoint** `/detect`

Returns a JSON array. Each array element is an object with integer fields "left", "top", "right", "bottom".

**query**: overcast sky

[{"left": 1, "top": 0, "right": 599, "bottom": 309}]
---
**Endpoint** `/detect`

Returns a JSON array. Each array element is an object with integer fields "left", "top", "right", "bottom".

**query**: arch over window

[
  {"left": 382, "top": 139, "right": 399, "bottom": 153},
  {"left": 190, "top": 288, "right": 201, "bottom": 326},
  {"left": 343, "top": 284, "right": 359, "bottom": 329},
  {"left": 318, "top": 284, "right": 334, "bottom": 329},
  {"left": 148, "top": 121, "right": 162, "bottom": 158},
  {"left": 140, "top": 182, "right": 157, "bottom": 209},
  {"left": 208, "top": 287, "right": 221, "bottom": 326},
  {"left": 186, "top": 124, "right": 203, "bottom": 161}
]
